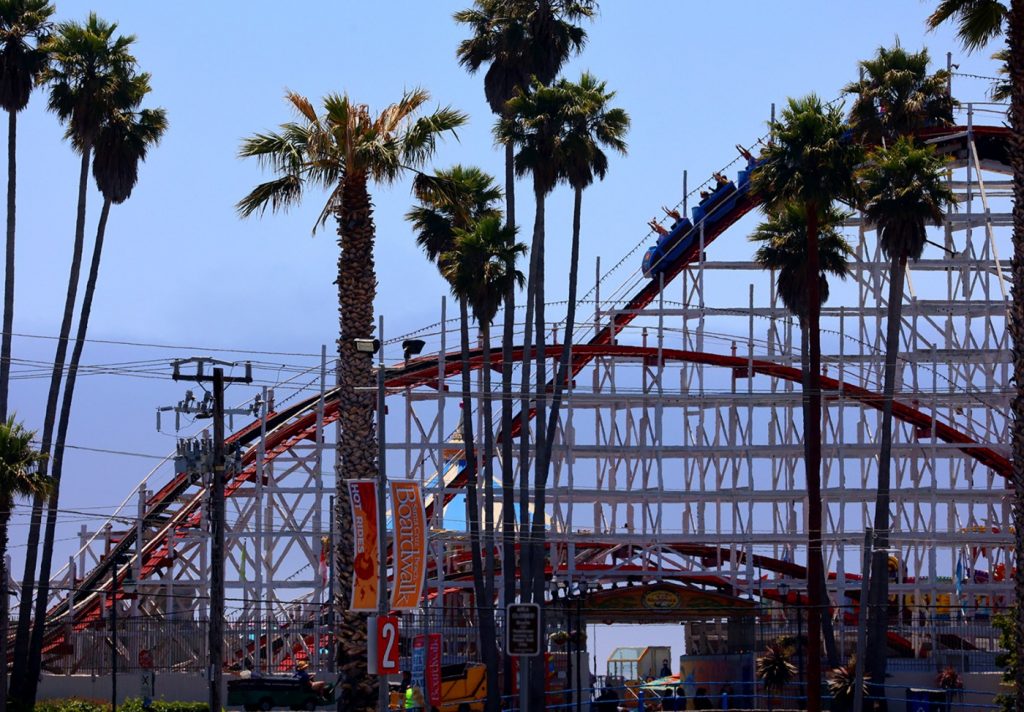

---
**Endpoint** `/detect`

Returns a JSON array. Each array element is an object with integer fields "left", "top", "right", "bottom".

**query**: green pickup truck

[{"left": 226, "top": 676, "right": 336, "bottom": 711}]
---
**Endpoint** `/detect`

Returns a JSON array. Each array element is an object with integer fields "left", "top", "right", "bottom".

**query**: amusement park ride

[{"left": 23, "top": 103, "right": 1017, "bottom": 676}]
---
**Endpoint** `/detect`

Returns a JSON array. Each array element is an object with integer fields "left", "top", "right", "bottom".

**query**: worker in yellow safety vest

[{"left": 404, "top": 683, "right": 425, "bottom": 711}]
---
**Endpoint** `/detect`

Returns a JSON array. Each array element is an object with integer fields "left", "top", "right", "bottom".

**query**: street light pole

[{"left": 376, "top": 315, "right": 389, "bottom": 712}]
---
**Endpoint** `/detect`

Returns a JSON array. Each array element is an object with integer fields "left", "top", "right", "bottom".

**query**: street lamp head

[
  {"left": 402, "top": 339, "right": 426, "bottom": 361},
  {"left": 353, "top": 338, "right": 380, "bottom": 354}
]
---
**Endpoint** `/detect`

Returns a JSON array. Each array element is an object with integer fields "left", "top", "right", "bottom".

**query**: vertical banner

[
  {"left": 389, "top": 481, "right": 427, "bottom": 610},
  {"left": 348, "top": 479, "right": 378, "bottom": 611},
  {"left": 425, "top": 633, "right": 442, "bottom": 707},
  {"left": 411, "top": 634, "right": 427, "bottom": 691}
]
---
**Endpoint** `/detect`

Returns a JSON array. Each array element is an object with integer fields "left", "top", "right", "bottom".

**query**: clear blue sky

[{"left": 9, "top": 0, "right": 1006, "bottom": 671}]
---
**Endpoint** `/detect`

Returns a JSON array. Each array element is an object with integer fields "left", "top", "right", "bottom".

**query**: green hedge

[
  {"left": 36, "top": 699, "right": 208, "bottom": 712},
  {"left": 121, "top": 700, "right": 208, "bottom": 712}
]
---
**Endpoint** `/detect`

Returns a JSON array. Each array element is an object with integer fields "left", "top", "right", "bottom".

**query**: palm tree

[
  {"left": 752, "top": 94, "right": 861, "bottom": 712},
  {"left": 0, "top": 0, "right": 53, "bottom": 423},
  {"left": 844, "top": 44, "right": 955, "bottom": 145},
  {"left": 10, "top": 16, "right": 137, "bottom": 704},
  {"left": 0, "top": 416, "right": 48, "bottom": 712},
  {"left": 845, "top": 41, "right": 960, "bottom": 702},
  {"left": 757, "top": 641, "right": 797, "bottom": 710},
  {"left": 439, "top": 215, "right": 525, "bottom": 712},
  {"left": 455, "top": 0, "right": 594, "bottom": 220},
  {"left": 751, "top": 202, "right": 852, "bottom": 669},
  {"left": 238, "top": 90, "right": 465, "bottom": 710},
  {"left": 857, "top": 137, "right": 956, "bottom": 702},
  {"left": 406, "top": 165, "right": 504, "bottom": 710},
  {"left": 407, "top": 166, "right": 501, "bottom": 574},
  {"left": 826, "top": 658, "right": 869, "bottom": 712},
  {"left": 529, "top": 71, "right": 627, "bottom": 618},
  {"left": 496, "top": 79, "right": 572, "bottom": 708},
  {"left": 27, "top": 71, "right": 167, "bottom": 696},
  {"left": 454, "top": 9, "right": 592, "bottom": 691}
]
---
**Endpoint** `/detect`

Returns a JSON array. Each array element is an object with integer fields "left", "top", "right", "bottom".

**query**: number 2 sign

[{"left": 376, "top": 616, "right": 400, "bottom": 674}]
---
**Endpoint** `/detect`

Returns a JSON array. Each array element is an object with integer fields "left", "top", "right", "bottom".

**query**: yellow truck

[{"left": 388, "top": 662, "right": 486, "bottom": 712}]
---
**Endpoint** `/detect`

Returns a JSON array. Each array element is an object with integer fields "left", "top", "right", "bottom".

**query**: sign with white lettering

[
  {"left": 389, "top": 481, "right": 427, "bottom": 610},
  {"left": 506, "top": 603, "right": 541, "bottom": 657},
  {"left": 376, "top": 616, "right": 400, "bottom": 674}
]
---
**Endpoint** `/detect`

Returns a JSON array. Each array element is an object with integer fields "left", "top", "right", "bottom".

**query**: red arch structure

[{"left": 35, "top": 124, "right": 1013, "bottom": 663}]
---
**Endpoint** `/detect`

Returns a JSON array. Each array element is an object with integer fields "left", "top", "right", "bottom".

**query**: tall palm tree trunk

[
  {"left": 334, "top": 175, "right": 377, "bottom": 712},
  {"left": 802, "top": 203, "right": 824, "bottom": 712},
  {"left": 517, "top": 217, "right": 540, "bottom": 589},
  {"left": 867, "top": 250, "right": 907, "bottom": 708},
  {"left": 536, "top": 186, "right": 582, "bottom": 512},
  {"left": 798, "top": 320, "right": 839, "bottom": 670},
  {"left": 478, "top": 320, "right": 501, "bottom": 712},
  {"left": 1006, "top": 5, "right": 1024, "bottom": 710},
  {"left": 527, "top": 185, "right": 587, "bottom": 710},
  {"left": 1, "top": 110, "right": 18, "bottom": 422},
  {"left": 11, "top": 142, "right": 92, "bottom": 705},
  {"left": 505, "top": 140, "right": 516, "bottom": 234},
  {"left": 528, "top": 182, "right": 548, "bottom": 712},
  {"left": 500, "top": 123, "right": 518, "bottom": 702},
  {"left": 0, "top": 493, "right": 12, "bottom": 712},
  {"left": 457, "top": 298, "right": 498, "bottom": 699},
  {"left": 515, "top": 240, "right": 538, "bottom": 712},
  {"left": 481, "top": 321, "right": 496, "bottom": 599},
  {"left": 25, "top": 198, "right": 112, "bottom": 698}
]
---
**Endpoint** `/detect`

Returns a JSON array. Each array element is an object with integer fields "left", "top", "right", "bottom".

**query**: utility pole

[{"left": 169, "top": 358, "right": 253, "bottom": 712}]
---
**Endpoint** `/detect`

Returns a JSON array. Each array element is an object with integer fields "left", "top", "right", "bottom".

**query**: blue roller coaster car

[
  {"left": 690, "top": 180, "right": 737, "bottom": 224},
  {"left": 641, "top": 157, "right": 763, "bottom": 279},
  {"left": 656, "top": 217, "right": 693, "bottom": 251},
  {"left": 641, "top": 245, "right": 662, "bottom": 277}
]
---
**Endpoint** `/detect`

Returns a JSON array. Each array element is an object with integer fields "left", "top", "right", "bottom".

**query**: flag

[{"left": 240, "top": 545, "right": 248, "bottom": 582}]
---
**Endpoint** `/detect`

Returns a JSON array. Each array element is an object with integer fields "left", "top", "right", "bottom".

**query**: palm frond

[
  {"left": 236, "top": 175, "right": 305, "bottom": 219},
  {"left": 286, "top": 90, "right": 318, "bottom": 123},
  {"left": 406, "top": 164, "right": 503, "bottom": 270},
  {"left": 0, "top": 415, "right": 50, "bottom": 501},
  {"left": 43, "top": 12, "right": 138, "bottom": 144},
  {"left": 754, "top": 94, "right": 861, "bottom": 213},
  {"left": 858, "top": 137, "right": 957, "bottom": 260},
  {"left": 927, "top": 0, "right": 1006, "bottom": 51},
  {"left": 0, "top": 0, "right": 55, "bottom": 112},
  {"left": 401, "top": 106, "right": 469, "bottom": 170}
]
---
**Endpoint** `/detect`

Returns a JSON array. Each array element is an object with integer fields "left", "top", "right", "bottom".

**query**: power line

[{"left": 8, "top": 330, "right": 323, "bottom": 358}]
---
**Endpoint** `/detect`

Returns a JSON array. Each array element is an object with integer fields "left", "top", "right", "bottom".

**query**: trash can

[{"left": 906, "top": 687, "right": 947, "bottom": 712}]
